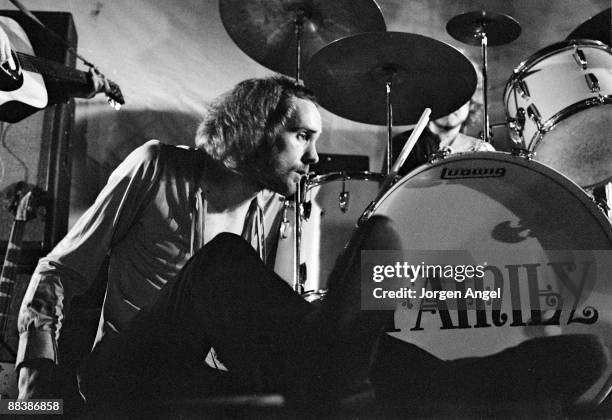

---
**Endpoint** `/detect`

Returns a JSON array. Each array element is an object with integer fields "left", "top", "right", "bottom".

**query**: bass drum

[
  {"left": 504, "top": 40, "right": 612, "bottom": 188},
  {"left": 367, "top": 152, "right": 612, "bottom": 404}
]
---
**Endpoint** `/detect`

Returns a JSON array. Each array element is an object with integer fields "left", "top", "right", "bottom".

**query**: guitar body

[{"left": 0, "top": 17, "right": 48, "bottom": 123}]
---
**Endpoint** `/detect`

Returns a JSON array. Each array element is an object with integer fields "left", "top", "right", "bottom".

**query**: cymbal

[
  {"left": 303, "top": 32, "right": 477, "bottom": 125},
  {"left": 219, "top": 0, "right": 386, "bottom": 78},
  {"left": 447, "top": 11, "right": 521, "bottom": 46},
  {"left": 567, "top": 8, "right": 611, "bottom": 45}
]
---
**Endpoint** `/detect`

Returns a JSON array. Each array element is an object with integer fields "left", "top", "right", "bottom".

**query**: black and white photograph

[{"left": 0, "top": 0, "right": 609, "bottom": 418}]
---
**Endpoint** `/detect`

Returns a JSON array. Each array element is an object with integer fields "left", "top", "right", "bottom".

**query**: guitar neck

[
  {"left": 0, "top": 220, "right": 25, "bottom": 333},
  {"left": 15, "top": 51, "right": 89, "bottom": 86}
]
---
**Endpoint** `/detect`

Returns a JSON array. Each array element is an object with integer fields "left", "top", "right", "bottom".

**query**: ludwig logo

[{"left": 441, "top": 167, "right": 506, "bottom": 179}]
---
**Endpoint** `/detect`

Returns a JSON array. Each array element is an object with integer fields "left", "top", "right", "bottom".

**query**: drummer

[{"left": 385, "top": 85, "right": 494, "bottom": 176}]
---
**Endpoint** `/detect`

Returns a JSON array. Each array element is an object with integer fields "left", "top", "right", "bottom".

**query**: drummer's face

[
  {"left": 433, "top": 101, "right": 470, "bottom": 130},
  {"left": 263, "top": 97, "right": 321, "bottom": 196}
]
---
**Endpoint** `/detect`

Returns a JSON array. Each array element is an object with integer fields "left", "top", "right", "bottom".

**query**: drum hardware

[
  {"left": 585, "top": 73, "right": 600, "bottom": 92},
  {"left": 510, "top": 148, "right": 533, "bottom": 160},
  {"left": 357, "top": 200, "right": 377, "bottom": 227},
  {"left": 515, "top": 80, "right": 530, "bottom": 99},
  {"left": 428, "top": 149, "right": 452, "bottom": 164},
  {"left": 573, "top": 49, "right": 588, "bottom": 69},
  {"left": 292, "top": 6, "right": 306, "bottom": 81},
  {"left": 292, "top": 175, "right": 307, "bottom": 293},
  {"left": 447, "top": 11, "right": 522, "bottom": 144},
  {"left": 526, "top": 104, "right": 542, "bottom": 129},
  {"left": 384, "top": 74, "right": 394, "bottom": 175},
  {"left": 339, "top": 177, "right": 349, "bottom": 213},
  {"left": 592, "top": 193, "right": 611, "bottom": 216},
  {"left": 219, "top": 0, "right": 386, "bottom": 80},
  {"left": 506, "top": 108, "right": 527, "bottom": 148},
  {"left": 302, "top": 200, "right": 312, "bottom": 221},
  {"left": 279, "top": 199, "right": 293, "bottom": 239}
]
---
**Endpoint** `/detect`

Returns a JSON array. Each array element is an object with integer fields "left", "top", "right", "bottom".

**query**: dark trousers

[{"left": 79, "top": 216, "right": 396, "bottom": 407}]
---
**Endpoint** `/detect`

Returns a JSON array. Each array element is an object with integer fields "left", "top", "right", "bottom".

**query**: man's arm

[{"left": 16, "top": 140, "right": 164, "bottom": 398}]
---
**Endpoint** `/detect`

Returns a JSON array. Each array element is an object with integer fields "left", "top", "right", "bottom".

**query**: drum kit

[{"left": 219, "top": 0, "right": 612, "bottom": 407}]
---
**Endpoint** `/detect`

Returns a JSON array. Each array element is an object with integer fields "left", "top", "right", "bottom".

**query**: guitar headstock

[
  {"left": 103, "top": 77, "right": 125, "bottom": 111},
  {"left": 5, "top": 182, "right": 45, "bottom": 222},
  {"left": 90, "top": 68, "right": 125, "bottom": 110}
]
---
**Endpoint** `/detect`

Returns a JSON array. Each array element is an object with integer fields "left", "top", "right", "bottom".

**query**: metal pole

[
  {"left": 481, "top": 33, "right": 490, "bottom": 142},
  {"left": 294, "top": 9, "right": 305, "bottom": 83},
  {"left": 385, "top": 81, "right": 393, "bottom": 175},
  {"left": 293, "top": 178, "right": 304, "bottom": 293}
]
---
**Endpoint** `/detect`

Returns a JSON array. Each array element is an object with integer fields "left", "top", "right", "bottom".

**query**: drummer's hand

[{"left": 0, "top": 26, "right": 16, "bottom": 70}]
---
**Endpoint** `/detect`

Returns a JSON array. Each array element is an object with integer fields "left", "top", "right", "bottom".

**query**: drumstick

[
  {"left": 377, "top": 108, "right": 431, "bottom": 197},
  {"left": 391, "top": 107, "right": 431, "bottom": 174}
]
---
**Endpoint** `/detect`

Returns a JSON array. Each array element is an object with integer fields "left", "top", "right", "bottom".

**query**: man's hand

[{"left": 17, "top": 359, "right": 57, "bottom": 399}]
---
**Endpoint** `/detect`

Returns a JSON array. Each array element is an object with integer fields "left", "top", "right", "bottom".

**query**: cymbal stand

[
  {"left": 478, "top": 30, "right": 491, "bottom": 143},
  {"left": 385, "top": 81, "right": 393, "bottom": 175},
  {"left": 291, "top": 7, "right": 308, "bottom": 293},
  {"left": 293, "top": 176, "right": 307, "bottom": 293},
  {"left": 293, "top": 7, "right": 307, "bottom": 83},
  {"left": 383, "top": 67, "right": 398, "bottom": 176}
]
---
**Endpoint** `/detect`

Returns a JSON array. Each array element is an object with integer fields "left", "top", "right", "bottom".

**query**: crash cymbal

[
  {"left": 567, "top": 8, "right": 611, "bottom": 45},
  {"left": 447, "top": 11, "right": 521, "bottom": 46},
  {"left": 219, "top": 0, "right": 386, "bottom": 78},
  {"left": 303, "top": 32, "right": 476, "bottom": 125}
]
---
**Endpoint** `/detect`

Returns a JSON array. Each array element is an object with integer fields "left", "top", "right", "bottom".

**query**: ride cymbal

[{"left": 304, "top": 31, "right": 476, "bottom": 125}]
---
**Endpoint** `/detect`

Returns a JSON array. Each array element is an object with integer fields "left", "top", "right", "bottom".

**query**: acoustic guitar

[{"left": 0, "top": 16, "right": 124, "bottom": 123}]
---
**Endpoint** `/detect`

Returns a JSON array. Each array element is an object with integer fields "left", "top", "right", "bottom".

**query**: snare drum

[
  {"left": 301, "top": 171, "right": 384, "bottom": 292},
  {"left": 504, "top": 40, "right": 612, "bottom": 188},
  {"left": 274, "top": 171, "right": 384, "bottom": 291},
  {"left": 365, "top": 152, "right": 612, "bottom": 404}
]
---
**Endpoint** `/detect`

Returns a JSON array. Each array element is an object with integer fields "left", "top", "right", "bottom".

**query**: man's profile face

[{"left": 261, "top": 97, "right": 322, "bottom": 196}]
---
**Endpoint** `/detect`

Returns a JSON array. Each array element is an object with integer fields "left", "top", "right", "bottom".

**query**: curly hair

[{"left": 195, "top": 76, "right": 316, "bottom": 176}]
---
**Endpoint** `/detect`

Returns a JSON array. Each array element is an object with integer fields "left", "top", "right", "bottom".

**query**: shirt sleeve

[
  {"left": 472, "top": 139, "right": 496, "bottom": 152},
  {"left": 16, "top": 140, "right": 163, "bottom": 367}
]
